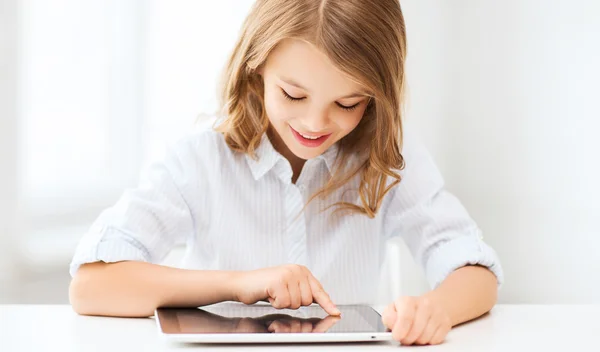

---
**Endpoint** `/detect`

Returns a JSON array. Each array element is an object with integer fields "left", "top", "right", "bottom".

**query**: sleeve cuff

[
  {"left": 69, "top": 227, "right": 152, "bottom": 278},
  {"left": 425, "top": 235, "right": 504, "bottom": 290}
]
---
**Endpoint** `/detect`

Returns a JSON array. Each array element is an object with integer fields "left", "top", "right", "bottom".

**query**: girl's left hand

[{"left": 381, "top": 295, "right": 452, "bottom": 345}]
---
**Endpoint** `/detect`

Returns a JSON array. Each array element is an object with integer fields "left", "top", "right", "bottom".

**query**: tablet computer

[{"left": 155, "top": 303, "right": 392, "bottom": 343}]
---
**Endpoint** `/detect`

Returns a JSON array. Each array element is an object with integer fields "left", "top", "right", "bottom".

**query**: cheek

[
  {"left": 264, "top": 89, "right": 291, "bottom": 124},
  {"left": 334, "top": 108, "right": 366, "bottom": 134}
]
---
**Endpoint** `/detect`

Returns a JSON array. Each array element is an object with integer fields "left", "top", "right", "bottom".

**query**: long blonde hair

[{"left": 215, "top": 0, "right": 407, "bottom": 218}]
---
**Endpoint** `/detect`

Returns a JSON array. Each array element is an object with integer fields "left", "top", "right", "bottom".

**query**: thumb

[{"left": 381, "top": 304, "right": 397, "bottom": 330}]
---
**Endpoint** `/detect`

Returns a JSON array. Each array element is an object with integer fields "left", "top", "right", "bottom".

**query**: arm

[
  {"left": 426, "top": 264, "right": 498, "bottom": 327},
  {"left": 381, "top": 265, "right": 498, "bottom": 346},
  {"left": 68, "top": 135, "right": 211, "bottom": 317},
  {"left": 69, "top": 262, "right": 340, "bottom": 318},
  {"left": 380, "top": 129, "right": 503, "bottom": 345},
  {"left": 69, "top": 261, "right": 238, "bottom": 318}
]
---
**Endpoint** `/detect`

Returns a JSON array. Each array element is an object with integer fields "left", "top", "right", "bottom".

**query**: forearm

[
  {"left": 426, "top": 265, "right": 498, "bottom": 327},
  {"left": 69, "top": 261, "right": 238, "bottom": 318}
]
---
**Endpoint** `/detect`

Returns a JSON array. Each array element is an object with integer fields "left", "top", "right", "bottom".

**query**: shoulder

[
  {"left": 138, "top": 116, "right": 244, "bottom": 188},
  {"left": 383, "top": 125, "right": 445, "bottom": 209},
  {"left": 397, "top": 126, "right": 435, "bottom": 174},
  {"left": 165, "top": 116, "right": 236, "bottom": 166},
  {"left": 395, "top": 124, "right": 444, "bottom": 181}
]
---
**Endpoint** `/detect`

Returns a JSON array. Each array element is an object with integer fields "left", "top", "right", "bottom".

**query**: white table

[{"left": 1, "top": 304, "right": 598, "bottom": 351}]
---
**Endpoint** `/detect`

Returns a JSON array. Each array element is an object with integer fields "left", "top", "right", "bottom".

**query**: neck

[{"left": 267, "top": 126, "right": 305, "bottom": 184}]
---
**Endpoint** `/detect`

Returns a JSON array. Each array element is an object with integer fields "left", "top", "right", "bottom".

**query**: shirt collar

[
  {"left": 245, "top": 133, "right": 283, "bottom": 181},
  {"left": 314, "top": 141, "right": 339, "bottom": 174},
  {"left": 245, "top": 133, "right": 340, "bottom": 183}
]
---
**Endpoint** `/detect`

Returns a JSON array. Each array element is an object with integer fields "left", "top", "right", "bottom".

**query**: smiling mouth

[
  {"left": 290, "top": 126, "right": 331, "bottom": 139},
  {"left": 289, "top": 125, "right": 332, "bottom": 147},
  {"left": 297, "top": 132, "right": 326, "bottom": 140}
]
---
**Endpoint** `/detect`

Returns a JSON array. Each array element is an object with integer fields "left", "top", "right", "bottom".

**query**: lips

[
  {"left": 297, "top": 131, "right": 325, "bottom": 140},
  {"left": 289, "top": 125, "right": 332, "bottom": 148}
]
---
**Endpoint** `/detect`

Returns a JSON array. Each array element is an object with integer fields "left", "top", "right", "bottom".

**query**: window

[{"left": 17, "top": 0, "right": 254, "bottom": 253}]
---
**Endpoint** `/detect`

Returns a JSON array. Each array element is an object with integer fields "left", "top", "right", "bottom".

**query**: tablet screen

[{"left": 156, "top": 303, "right": 388, "bottom": 334}]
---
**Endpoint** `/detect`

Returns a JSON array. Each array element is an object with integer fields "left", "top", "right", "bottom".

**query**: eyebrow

[{"left": 279, "top": 76, "right": 366, "bottom": 100}]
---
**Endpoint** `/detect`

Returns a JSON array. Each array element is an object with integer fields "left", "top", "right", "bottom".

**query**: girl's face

[{"left": 261, "top": 39, "right": 369, "bottom": 161}]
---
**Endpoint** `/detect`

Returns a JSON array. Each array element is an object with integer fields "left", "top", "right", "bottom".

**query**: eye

[
  {"left": 336, "top": 102, "right": 360, "bottom": 112},
  {"left": 280, "top": 88, "right": 305, "bottom": 102}
]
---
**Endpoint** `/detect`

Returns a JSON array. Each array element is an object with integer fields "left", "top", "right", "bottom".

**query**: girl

[{"left": 69, "top": 0, "right": 503, "bottom": 346}]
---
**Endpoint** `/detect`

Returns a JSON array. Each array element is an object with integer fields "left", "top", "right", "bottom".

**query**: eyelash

[
  {"left": 281, "top": 88, "right": 305, "bottom": 102},
  {"left": 280, "top": 88, "right": 360, "bottom": 112}
]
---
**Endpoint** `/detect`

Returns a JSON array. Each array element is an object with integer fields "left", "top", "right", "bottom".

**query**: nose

[{"left": 300, "top": 107, "right": 330, "bottom": 132}]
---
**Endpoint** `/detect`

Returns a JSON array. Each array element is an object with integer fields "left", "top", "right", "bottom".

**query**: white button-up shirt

[{"left": 70, "top": 125, "right": 503, "bottom": 304}]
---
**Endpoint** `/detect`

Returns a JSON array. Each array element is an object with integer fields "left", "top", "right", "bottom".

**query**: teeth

[{"left": 300, "top": 133, "right": 320, "bottom": 140}]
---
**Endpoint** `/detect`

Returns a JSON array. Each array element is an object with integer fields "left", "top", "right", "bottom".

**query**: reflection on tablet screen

[{"left": 159, "top": 304, "right": 387, "bottom": 334}]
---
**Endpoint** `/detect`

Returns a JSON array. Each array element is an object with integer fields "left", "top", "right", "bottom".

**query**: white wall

[
  {"left": 0, "top": 0, "right": 20, "bottom": 303},
  {"left": 4, "top": 0, "right": 599, "bottom": 305},
  {"left": 401, "top": 0, "right": 600, "bottom": 303}
]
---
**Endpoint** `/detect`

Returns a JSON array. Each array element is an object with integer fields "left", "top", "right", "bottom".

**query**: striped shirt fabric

[{"left": 69, "top": 124, "right": 504, "bottom": 305}]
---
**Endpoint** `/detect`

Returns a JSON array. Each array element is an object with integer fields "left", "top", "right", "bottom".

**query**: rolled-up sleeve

[
  {"left": 382, "top": 130, "right": 504, "bottom": 289},
  {"left": 69, "top": 135, "right": 201, "bottom": 278}
]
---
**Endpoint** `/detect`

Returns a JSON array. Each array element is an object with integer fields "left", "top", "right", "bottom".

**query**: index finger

[{"left": 308, "top": 276, "right": 341, "bottom": 316}]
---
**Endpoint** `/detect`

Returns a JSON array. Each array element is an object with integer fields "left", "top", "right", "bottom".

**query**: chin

[
  {"left": 287, "top": 144, "right": 326, "bottom": 160},
  {"left": 290, "top": 148, "right": 321, "bottom": 160}
]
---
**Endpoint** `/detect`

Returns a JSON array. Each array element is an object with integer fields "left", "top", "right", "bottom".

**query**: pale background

[{"left": 1, "top": 0, "right": 599, "bottom": 304}]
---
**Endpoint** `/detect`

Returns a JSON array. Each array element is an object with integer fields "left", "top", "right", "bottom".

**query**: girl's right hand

[{"left": 232, "top": 264, "right": 341, "bottom": 316}]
